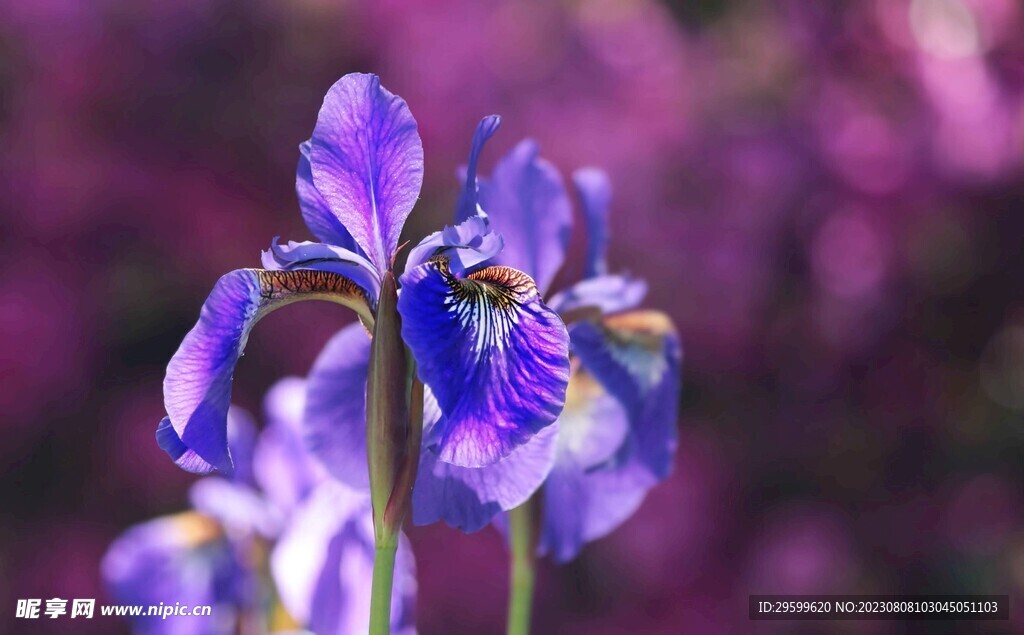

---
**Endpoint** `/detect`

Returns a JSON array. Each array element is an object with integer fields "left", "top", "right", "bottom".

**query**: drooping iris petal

[
  {"left": 541, "top": 458, "right": 655, "bottom": 564},
  {"left": 306, "top": 332, "right": 554, "bottom": 530},
  {"left": 156, "top": 417, "right": 216, "bottom": 474},
  {"left": 476, "top": 139, "right": 573, "bottom": 294},
  {"left": 102, "top": 512, "right": 237, "bottom": 635},
  {"left": 271, "top": 482, "right": 417, "bottom": 635},
  {"left": 398, "top": 257, "right": 570, "bottom": 467},
  {"left": 253, "top": 376, "right": 326, "bottom": 513},
  {"left": 296, "top": 141, "right": 360, "bottom": 251},
  {"left": 568, "top": 311, "right": 682, "bottom": 479},
  {"left": 156, "top": 399, "right": 254, "bottom": 479},
  {"left": 261, "top": 238, "right": 381, "bottom": 301},
  {"left": 309, "top": 73, "right": 424, "bottom": 275},
  {"left": 304, "top": 323, "right": 372, "bottom": 490},
  {"left": 455, "top": 115, "right": 502, "bottom": 223},
  {"left": 573, "top": 168, "right": 612, "bottom": 279},
  {"left": 537, "top": 369, "right": 655, "bottom": 563},
  {"left": 404, "top": 215, "right": 504, "bottom": 275},
  {"left": 413, "top": 387, "right": 559, "bottom": 532},
  {"left": 163, "top": 268, "right": 371, "bottom": 474},
  {"left": 548, "top": 274, "right": 648, "bottom": 318}
]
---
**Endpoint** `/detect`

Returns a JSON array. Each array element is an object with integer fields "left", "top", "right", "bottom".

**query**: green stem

[
  {"left": 369, "top": 541, "right": 398, "bottom": 635},
  {"left": 507, "top": 500, "right": 536, "bottom": 635}
]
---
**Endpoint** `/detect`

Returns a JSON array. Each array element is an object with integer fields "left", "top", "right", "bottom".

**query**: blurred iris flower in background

[
  {"left": 109, "top": 378, "right": 417, "bottom": 633},
  {"left": 535, "top": 171, "right": 681, "bottom": 563},
  {"left": 103, "top": 511, "right": 241, "bottom": 635},
  {"left": 444, "top": 118, "right": 684, "bottom": 560}
]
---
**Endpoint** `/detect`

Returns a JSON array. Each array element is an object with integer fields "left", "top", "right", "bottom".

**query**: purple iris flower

[
  {"left": 302, "top": 116, "right": 562, "bottom": 532},
  {"left": 104, "top": 393, "right": 288, "bottom": 635},
  {"left": 458, "top": 126, "right": 682, "bottom": 563},
  {"left": 111, "top": 378, "right": 418, "bottom": 634},
  {"left": 102, "top": 511, "right": 241, "bottom": 635},
  {"left": 159, "top": 73, "right": 570, "bottom": 479}
]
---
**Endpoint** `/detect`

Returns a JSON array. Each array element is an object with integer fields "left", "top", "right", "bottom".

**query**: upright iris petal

[
  {"left": 569, "top": 311, "right": 682, "bottom": 480},
  {"left": 455, "top": 115, "right": 502, "bottom": 223},
  {"left": 399, "top": 257, "right": 571, "bottom": 467},
  {"left": 162, "top": 268, "right": 371, "bottom": 474},
  {"left": 476, "top": 139, "right": 573, "bottom": 294},
  {"left": 296, "top": 141, "right": 361, "bottom": 251},
  {"left": 573, "top": 168, "right": 613, "bottom": 279},
  {"left": 404, "top": 215, "right": 504, "bottom": 276},
  {"left": 548, "top": 273, "right": 648, "bottom": 317},
  {"left": 308, "top": 73, "right": 424, "bottom": 274}
]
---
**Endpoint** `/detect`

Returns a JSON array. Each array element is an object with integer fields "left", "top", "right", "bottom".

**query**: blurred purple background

[{"left": 2, "top": 0, "right": 1024, "bottom": 633}]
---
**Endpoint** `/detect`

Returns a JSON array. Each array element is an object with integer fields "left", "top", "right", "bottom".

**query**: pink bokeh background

[{"left": 2, "top": 0, "right": 1023, "bottom": 632}]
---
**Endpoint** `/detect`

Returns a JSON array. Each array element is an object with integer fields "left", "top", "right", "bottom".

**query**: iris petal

[
  {"left": 254, "top": 377, "right": 326, "bottom": 514},
  {"left": 538, "top": 369, "right": 655, "bottom": 563},
  {"left": 309, "top": 73, "right": 424, "bottom": 275},
  {"left": 304, "top": 323, "right": 373, "bottom": 490},
  {"left": 548, "top": 273, "right": 648, "bottom": 318},
  {"left": 156, "top": 416, "right": 216, "bottom": 474},
  {"left": 412, "top": 386, "right": 558, "bottom": 532},
  {"left": 297, "top": 141, "right": 361, "bottom": 251},
  {"left": 184, "top": 405, "right": 286, "bottom": 537},
  {"left": 162, "top": 268, "right": 371, "bottom": 474},
  {"left": 189, "top": 477, "right": 279, "bottom": 538},
  {"left": 568, "top": 311, "right": 682, "bottom": 479},
  {"left": 477, "top": 139, "right": 573, "bottom": 294},
  {"left": 398, "top": 257, "right": 570, "bottom": 467},
  {"left": 455, "top": 115, "right": 502, "bottom": 223},
  {"left": 305, "top": 330, "right": 556, "bottom": 531},
  {"left": 261, "top": 238, "right": 381, "bottom": 302},
  {"left": 541, "top": 458, "right": 654, "bottom": 564},
  {"left": 404, "top": 215, "right": 504, "bottom": 276},
  {"left": 271, "top": 482, "right": 417, "bottom": 635},
  {"left": 573, "top": 168, "right": 612, "bottom": 279},
  {"left": 554, "top": 371, "right": 629, "bottom": 469}
]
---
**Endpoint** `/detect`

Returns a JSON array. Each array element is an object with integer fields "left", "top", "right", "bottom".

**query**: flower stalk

[
  {"left": 369, "top": 541, "right": 399, "bottom": 635},
  {"left": 507, "top": 498, "right": 537, "bottom": 635},
  {"left": 366, "top": 270, "right": 416, "bottom": 634}
]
